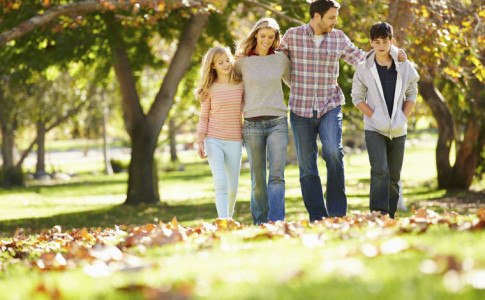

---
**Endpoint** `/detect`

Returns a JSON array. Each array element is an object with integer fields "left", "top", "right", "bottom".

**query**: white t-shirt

[{"left": 313, "top": 35, "right": 325, "bottom": 47}]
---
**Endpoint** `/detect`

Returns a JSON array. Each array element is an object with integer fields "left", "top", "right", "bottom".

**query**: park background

[{"left": 0, "top": 0, "right": 484, "bottom": 299}]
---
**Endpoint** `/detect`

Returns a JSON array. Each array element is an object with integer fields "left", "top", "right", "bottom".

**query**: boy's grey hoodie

[{"left": 351, "top": 49, "right": 419, "bottom": 139}]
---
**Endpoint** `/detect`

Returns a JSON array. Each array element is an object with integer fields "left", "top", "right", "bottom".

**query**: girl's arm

[{"left": 197, "top": 96, "right": 211, "bottom": 159}]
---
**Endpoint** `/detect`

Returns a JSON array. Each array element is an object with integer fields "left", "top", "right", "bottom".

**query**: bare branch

[
  {"left": 241, "top": 0, "right": 305, "bottom": 25},
  {"left": 15, "top": 101, "right": 87, "bottom": 168}
]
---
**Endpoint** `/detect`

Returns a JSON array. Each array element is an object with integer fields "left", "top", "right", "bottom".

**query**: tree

[
  {"left": 387, "top": 0, "right": 485, "bottom": 189},
  {"left": 0, "top": 0, "right": 225, "bottom": 202}
]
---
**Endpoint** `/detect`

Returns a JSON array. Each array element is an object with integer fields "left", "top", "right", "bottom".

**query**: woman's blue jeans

[{"left": 243, "top": 117, "right": 288, "bottom": 224}]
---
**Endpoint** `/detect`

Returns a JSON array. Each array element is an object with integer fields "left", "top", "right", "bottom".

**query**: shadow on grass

[{"left": 0, "top": 200, "right": 257, "bottom": 236}]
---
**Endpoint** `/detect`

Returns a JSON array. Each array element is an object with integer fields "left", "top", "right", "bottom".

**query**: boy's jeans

[
  {"left": 364, "top": 130, "right": 406, "bottom": 218},
  {"left": 290, "top": 106, "right": 347, "bottom": 221},
  {"left": 243, "top": 117, "right": 288, "bottom": 224},
  {"left": 205, "top": 137, "right": 242, "bottom": 218}
]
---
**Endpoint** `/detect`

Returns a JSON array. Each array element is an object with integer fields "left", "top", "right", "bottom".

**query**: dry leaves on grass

[{"left": 1, "top": 208, "right": 484, "bottom": 293}]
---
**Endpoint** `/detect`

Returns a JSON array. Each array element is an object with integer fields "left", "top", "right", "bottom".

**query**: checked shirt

[{"left": 279, "top": 23, "right": 366, "bottom": 118}]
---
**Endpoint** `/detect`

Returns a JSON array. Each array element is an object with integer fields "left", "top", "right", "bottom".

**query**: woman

[{"left": 235, "top": 18, "right": 290, "bottom": 224}]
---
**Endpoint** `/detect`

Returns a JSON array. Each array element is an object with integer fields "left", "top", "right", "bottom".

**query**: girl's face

[
  {"left": 255, "top": 28, "right": 276, "bottom": 52},
  {"left": 212, "top": 53, "right": 232, "bottom": 77}
]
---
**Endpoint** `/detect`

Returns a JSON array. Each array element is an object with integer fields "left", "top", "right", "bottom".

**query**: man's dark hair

[
  {"left": 310, "top": 0, "right": 340, "bottom": 18},
  {"left": 370, "top": 22, "right": 394, "bottom": 40}
]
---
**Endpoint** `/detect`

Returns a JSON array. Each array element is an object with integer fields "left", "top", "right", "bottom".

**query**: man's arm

[
  {"left": 277, "top": 29, "right": 291, "bottom": 58},
  {"left": 341, "top": 33, "right": 367, "bottom": 65}
]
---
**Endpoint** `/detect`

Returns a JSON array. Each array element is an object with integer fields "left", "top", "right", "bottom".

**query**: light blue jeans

[
  {"left": 243, "top": 117, "right": 288, "bottom": 224},
  {"left": 205, "top": 137, "right": 242, "bottom": 218}
]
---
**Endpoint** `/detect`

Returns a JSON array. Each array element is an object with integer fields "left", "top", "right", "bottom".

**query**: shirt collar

[
  {"left": 305, "top": 22, "right": 314, "bottom": 36},
  {"left": 248, "top": 48, "right": 275, "bottom": 57}
]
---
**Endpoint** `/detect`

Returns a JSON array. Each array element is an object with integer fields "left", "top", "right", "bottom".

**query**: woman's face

[{"left": 255, "top": 28, "right": 276, "bottom": 52}]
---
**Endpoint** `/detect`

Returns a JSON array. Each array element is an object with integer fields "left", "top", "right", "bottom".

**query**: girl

[
  {"left": 235, "top": 18, "right": 290, "bottom": 224},
  {"left": 195, "top": 46, "right": 244, "bottom": 219}
]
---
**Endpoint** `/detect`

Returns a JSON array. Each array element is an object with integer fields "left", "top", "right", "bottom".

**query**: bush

[
  {"left": 110, "top": 159, "right": 128, "bottom": 173},
  {"left": 0, "top": 167, "right": 24, "bottom": 187}
]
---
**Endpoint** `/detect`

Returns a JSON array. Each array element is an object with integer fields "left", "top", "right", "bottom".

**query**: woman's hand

[{"left": 197, "top": 142, "right": 207, "bottom": 159}]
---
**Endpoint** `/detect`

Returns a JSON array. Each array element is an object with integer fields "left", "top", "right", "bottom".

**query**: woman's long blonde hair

[
  {"left": 235, "top": 18, "right": 281, "bottom": 57},
  {"left": 194, "top": 46, "right": 241, "bottom": 102}
]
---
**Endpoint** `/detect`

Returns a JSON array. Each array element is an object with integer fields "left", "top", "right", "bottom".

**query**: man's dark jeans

[{"left": 290, "top": 106, "right": 347, "bottom": 221}]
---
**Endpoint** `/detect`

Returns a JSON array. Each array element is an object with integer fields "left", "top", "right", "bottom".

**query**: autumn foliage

[{"left": 1, "top": 208, "right": 484, "bottom": 298}]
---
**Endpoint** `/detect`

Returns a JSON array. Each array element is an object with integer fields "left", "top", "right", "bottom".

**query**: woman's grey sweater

[{"left": 236, "top": 52, "right": 290, "bottom": 118}]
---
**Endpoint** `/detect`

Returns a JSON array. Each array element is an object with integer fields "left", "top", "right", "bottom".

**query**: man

[{"left": 279, "top": 0, "right": 404, "bottom": 221}]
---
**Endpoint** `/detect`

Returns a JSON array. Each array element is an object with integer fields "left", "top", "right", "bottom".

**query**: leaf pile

[{"left": 1, "top": 208, "right": 484, "bottom": 297}]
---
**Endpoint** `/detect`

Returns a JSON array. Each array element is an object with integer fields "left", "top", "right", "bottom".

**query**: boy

[{"left": 351, "top": 22, "right": 419, "bottom": 218}]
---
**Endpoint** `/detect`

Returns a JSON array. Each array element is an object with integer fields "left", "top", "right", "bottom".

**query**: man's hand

[{"left": 197, "top": 142, "right": 207, "bottom": 159}]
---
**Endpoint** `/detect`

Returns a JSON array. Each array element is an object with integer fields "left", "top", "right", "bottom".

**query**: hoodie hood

[{"left": 365, "top": 45, "right": 400, "bottom": 68}]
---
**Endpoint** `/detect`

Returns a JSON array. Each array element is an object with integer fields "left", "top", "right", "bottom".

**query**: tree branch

[
  {"left": 0, "top": 0, "right": 207, "bottom": 47},
  {"left": 15, "top": 100, "right": 87, "bottom": 168},
  {"left": 147, "top": 13, "right": 210, "bottom": 130},
  {"left": 241, "top": 0, "right": 305, "bottom": 25}
]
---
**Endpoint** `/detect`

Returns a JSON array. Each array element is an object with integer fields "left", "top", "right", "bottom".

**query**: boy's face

[
  {"left": 314, "top": 8, "right": 339, "bottom": 34},
  {"left": 370, "top": 37, "right": 393, "bottom": 54}
]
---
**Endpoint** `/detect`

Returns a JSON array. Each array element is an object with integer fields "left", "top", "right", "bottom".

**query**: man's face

[
  {"left": 315, "top": 7, "right": 339, "bottom": 34},
  {"left": 370, "top": 37, "right": 393, "bottom": 54}
]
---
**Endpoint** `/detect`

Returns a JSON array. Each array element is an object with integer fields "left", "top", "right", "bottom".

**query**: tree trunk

[
  {"left": 0, "top": 121, "right": 23, "bottom": 187},
  {"left": 35, "top": 121, "right": 47, "bottom": 176},
  {"left": 125, "top": 124, "right": 160, "bottom": 205},
  {"left": 110, "top": 13, "right": 209, "bottom": 205},
  {"left": 169, "top": 118, "right": 178, "bottom": 162},
  {"left": 453, "top": 118, "right": 481, "bottom": 188},
  {"left": 418, "top": 80, "right": 455, "bottom": 188},
  {"left": 0, "top": 121, "right": 15, "bottom": 170},
  {"left": 102, "top": 103, "right": 113, "bottom": 175},
  {"left": 387, "top": 0, "right": 414, "bottom": 48}
]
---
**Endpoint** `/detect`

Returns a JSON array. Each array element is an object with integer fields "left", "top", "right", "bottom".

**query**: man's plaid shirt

[{"left": 279, "top": 23, "right": 366, "bottom": 118}]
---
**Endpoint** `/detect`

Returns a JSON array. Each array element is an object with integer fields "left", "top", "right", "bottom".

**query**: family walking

[{"left": 196, "top": 0, "right": 419, "bottom": 224}]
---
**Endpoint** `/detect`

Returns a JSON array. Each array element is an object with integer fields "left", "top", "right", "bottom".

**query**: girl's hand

[{"left": 197, "top": 142, "right": 207, "bottom": 159}]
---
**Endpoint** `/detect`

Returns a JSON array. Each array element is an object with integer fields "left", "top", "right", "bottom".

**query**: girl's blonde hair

[
  {"left": 195, "top": 46, "right": 241, "bottom": 102},
  {"left": 235, "top": 18, "right": 281, "bottom": 57}
]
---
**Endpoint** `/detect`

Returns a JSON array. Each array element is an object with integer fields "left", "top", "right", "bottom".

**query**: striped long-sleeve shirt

[
  {"left": 197, "top": 82, "right": 244, "bottom": 143},
  {"left": 279, "top": 23, "right": 366, "bottom": 118}
]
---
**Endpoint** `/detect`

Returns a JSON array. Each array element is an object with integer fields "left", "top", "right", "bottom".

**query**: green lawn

[{"left": 0, "top": 141, "right": 484, "bottom": 299}]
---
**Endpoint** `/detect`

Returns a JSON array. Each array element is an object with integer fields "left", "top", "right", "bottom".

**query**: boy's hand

[
  {"left": 197, "top": 142, "right": 207, "bottom": 159},
  {"left": 397, "top": 49, "right": 407, "bottom": 62}
]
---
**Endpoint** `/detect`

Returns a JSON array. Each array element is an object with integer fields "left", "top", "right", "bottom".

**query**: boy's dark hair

[
  {"left": 310, "top": 0, "right": 340, "bottom": 18},
  {"left": 370, "top": 22, "right": 394, "bottom": 40}
]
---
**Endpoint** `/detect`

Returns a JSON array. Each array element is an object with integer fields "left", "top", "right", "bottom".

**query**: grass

[{"left": 0, "top": 141, "right": 484, "bottom": 299}]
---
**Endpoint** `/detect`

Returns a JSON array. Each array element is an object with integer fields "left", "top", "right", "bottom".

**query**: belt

[{"left": 245, "top": 116, "right": 281, "bottom": 122}]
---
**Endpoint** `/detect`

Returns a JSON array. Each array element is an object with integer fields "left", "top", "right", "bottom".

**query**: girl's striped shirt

[{"left": 197, "top": 82, "right": 244, "bottom": 143}]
